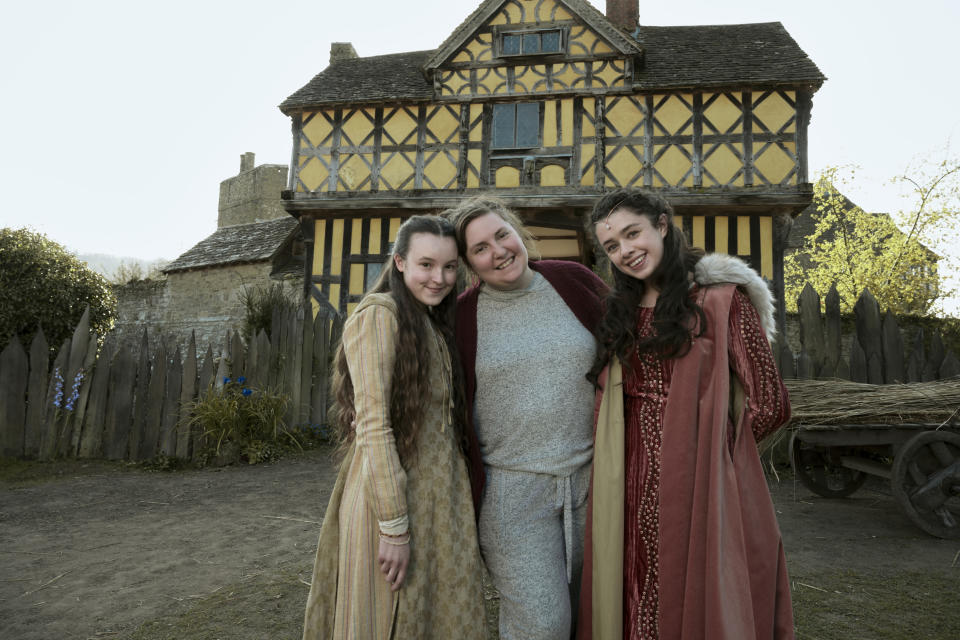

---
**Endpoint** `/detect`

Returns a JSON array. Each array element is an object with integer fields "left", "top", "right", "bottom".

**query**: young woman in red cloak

[{"left": 577, "top": 189, "right": 795, "bottom": 640}]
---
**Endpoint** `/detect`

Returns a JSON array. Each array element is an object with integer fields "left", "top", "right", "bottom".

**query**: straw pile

[{"left": 785, "top": 378, "right": 960, "bottom": 427}]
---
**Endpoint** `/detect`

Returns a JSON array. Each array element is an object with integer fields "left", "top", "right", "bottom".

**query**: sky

[{"left": 2, "top": 0, "right": 959, "bottom": 287}]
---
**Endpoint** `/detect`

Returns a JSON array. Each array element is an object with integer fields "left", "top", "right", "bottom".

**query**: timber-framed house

[{"left": 279, "top": 0, "right": 824, "bottom": 320}]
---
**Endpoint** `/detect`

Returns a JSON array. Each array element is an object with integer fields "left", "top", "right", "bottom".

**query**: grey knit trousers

[{"left": 479, "top": 463, "right": 591, "bottom": 640}]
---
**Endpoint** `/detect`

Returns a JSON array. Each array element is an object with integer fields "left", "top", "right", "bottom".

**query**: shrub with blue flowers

[
  {"left": 184, "top": 376, "right": 297, "bottom": 465},
  {"left": 50, "top": 367, "right": 85, "bottom": 414}
]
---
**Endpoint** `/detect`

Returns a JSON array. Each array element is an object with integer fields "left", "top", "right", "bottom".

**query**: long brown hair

[
  {"left": 587, "top": 189, "right": 705, "bottom": 384},
  {"left": 330, "top": 215, "right": 467, "bottom": 465}
]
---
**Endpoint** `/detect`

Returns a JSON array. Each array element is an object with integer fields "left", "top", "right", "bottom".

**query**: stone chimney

[
  {"left": 330, "top": 42, "right": 358, "bottom": 64},
  {"left": 606, "top": 0, "right": 638, "bottom": 32},
  {"left": 240, "top": 152, "right": 255, "bottom": 173}
]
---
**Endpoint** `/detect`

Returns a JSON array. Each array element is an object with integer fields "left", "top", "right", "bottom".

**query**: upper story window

[
  {"left": 492, "top": 103, "right": 541, "bottom": 149},
  {"left": 499, "top": 28, "right": 564, "bottom": 57}
]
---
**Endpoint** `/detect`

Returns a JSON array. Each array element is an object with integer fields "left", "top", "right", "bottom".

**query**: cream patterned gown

[{"left": 302, "top": 293, "right": 486, "bottom": 640}]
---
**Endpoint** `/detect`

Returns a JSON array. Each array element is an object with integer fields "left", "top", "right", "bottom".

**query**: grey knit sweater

[{"left": 474, "top": 272, "right": 596, "bottom": 476}]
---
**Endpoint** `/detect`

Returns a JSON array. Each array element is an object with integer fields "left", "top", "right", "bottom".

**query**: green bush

[
  {"left": 0, "top": 228, "right": 116, "bottom": 353},
  {"left": 239, "top": 282, "right": 299, "bottom": 343},
  {"left": 185, "top": 377, "right": 299, "bottom": 465}
]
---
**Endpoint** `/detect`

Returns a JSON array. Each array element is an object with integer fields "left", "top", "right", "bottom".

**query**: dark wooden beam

[{"left": 281, "top": 187, "right": 813, "bottom": 217}]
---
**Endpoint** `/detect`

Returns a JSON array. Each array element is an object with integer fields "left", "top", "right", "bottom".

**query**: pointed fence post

[
  {"left": 849, "top": 339, "right": 868, "bottom": 383},
  {"left": 285, "top": 306, "right": 303, "bottom": 429},
  {"left": 193, "top": 345, "right": 216, "bottom": 457},
  {"left": 246, "top": 330, "right": 260, "bottom": 387},
  {"left": 940, "top": 351, "right": 960, "bottom": 379},
  {"left": 40, "top": 339, "right": 70, "bottom": 461},
  {"left": 25, "top": 329, "right": 49, "bottom": 458},
  {"left": 299, "top": 303, "right": 315, "bottom": 427},
  {"left": 256, "top": 330, "right": 271, "bottom": 388},
  {"left": 129, "top": 329, "right": 151, "bottom": 460},
  {"left": 78, "top": 340, "right": 114, "bottom": 458},
  {"left": 60, "top": 310, "right": 91, "bottom": 457},
  {"left": 0, "top": 338, "right": 28, "bottom": 458},
  {"left": 139, "top": 342, "right": 166, "bottom": 460},
  {"left": 103, "top": 345, "right": 136, "bottom": 460},
  {"left": 853, "top": 289, "right": 884, "bottom": 385},
  {"left": 311, "top": 312, "right": 332, "bottom": 427},
  {"left": 176, "top": 333, "right": 198, "bottom": 459},
  {"left": 922, "top": 332, "right": 945, "bottom": 381},
  {"left": 268, "top": 308, "right": 282, "bottom": 389},
  {"left": 159, "top": 346, "right": 182, "bottom": 456},
  {"left": 797, "top": 284, "right": 825, "bottom": 375},
  {"left": 906, "top": 329, "right": 925, "bottom": 383},
  {"left": 231, "top": 331, "right": 245, "bottom": 380},
  {"left": 777, "top": 342, "right": 795, "bottom": 379},
  {"left": 881, "top": 311, "right": 905, "bottom": 384},
  {"left": 68, "top": 333, "right": 99, "bottom": 456},
  {"left": 214, "top": 332, "right": 230, "bottom": 389},
  {"left": 823, "top": 286, "right": 842, "bottom": 378},
  {"left": 198, "top": 345, "right": 215, "bottom": 394}
]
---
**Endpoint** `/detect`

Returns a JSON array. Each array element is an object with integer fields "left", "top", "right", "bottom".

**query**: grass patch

[{"left": 792, "top": 569, "right": 960, "bottom": 639}]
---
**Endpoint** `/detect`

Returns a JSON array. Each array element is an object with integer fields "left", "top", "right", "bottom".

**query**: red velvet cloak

[{"left": 578, "top": 284, "right": 794, "bottom": 640}]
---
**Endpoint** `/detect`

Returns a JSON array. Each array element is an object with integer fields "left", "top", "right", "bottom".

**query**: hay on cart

[{"left": 784, "top": 377, "right": 960, "bottom": 428}]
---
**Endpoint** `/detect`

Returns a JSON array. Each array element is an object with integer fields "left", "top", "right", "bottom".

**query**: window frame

[
  {"left": 493, "top": 25, "right": 568, "bottom": 59},
  {"left": 491, "top": 102, "right": 543, "bottom": 151}
]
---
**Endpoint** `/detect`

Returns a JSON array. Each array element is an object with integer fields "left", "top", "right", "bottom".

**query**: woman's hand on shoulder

[{"left": 378, "top": 537, "right": 410, "bottom": 592}]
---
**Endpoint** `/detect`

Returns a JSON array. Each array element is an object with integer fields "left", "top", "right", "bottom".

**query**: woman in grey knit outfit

[{"left": 446, "top": 198, "right": 607, "bottom": 640}]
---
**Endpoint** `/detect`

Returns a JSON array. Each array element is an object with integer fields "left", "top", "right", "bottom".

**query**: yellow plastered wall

[
  {"left": 701, "top": 93, "right": 745, "bottom": 186},
  {"left": 298, "top": 111, "right": 334, "bottom": 192},
  {"left": 540, "top": 164, "right": 566, "bottom": 187},
  {"left": 496, "top": 166, "right": 521, "bottom": 188},
  {"left": 310, "top": 215, "right": 407, "bottom": 317},
  {"left": 760, "top": 216, "right": 773, "bottom": 278},
  {"left": 528, "top": 226, "right": 579, "bottom": 259}
]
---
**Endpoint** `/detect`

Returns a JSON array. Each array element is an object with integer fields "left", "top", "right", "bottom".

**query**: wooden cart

[{"left": 789, "top": 423, "right": 960, "bottom": 539}]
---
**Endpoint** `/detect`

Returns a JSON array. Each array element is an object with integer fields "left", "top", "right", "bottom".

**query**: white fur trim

[{"left": 694, "top": 253, "right": 777, "bottom": 342}]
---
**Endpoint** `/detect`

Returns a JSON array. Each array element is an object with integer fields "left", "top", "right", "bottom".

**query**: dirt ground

[{"left": 1, "top": 448, "right": 958, "bottom": 640}]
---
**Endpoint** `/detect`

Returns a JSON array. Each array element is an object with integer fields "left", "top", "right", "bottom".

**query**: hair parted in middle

[
  {"left": 587, "top": 188, "right": 706, "bottom": 385},
  {"left": 330, "top": 214, "right": 468, "bottom": 465},
  {"left": 441, "top": 196, "right": 541, "bottom": 270}
]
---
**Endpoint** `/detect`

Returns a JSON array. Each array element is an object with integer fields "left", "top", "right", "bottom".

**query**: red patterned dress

[{"left": 621, "top": 288, "right": 789, "bottom": 639}]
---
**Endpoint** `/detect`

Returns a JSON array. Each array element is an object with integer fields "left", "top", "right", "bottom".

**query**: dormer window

[{"left": 498, "top": 28, "right": 565, "bottom": 57}]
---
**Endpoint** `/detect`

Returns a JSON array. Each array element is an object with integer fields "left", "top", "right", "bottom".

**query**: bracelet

[{"left": 379, "top": 533, "right": 410, "bottom": 546}]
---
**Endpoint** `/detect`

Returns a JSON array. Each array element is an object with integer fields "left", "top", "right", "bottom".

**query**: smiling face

[
  {"left": 595, "top": 207, "right": 668, "bottom": 290},
  {"left": 463, "top": 211, "right": 533, "bottom": 291},
  {"left": 394, "top": 232, "right": 459, "bottom": 307}
]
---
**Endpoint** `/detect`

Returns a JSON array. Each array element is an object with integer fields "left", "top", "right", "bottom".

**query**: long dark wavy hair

[
  {"left": 587, "top": 189, "right": 705, "bottom": 384},
  {"left": 330, "top": 215, "right": 468, "bottom": 466}
]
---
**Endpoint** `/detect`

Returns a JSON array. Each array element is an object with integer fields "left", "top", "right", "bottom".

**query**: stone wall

[
  {"left": 217, "top": 157, "right": 289, "bottom": 228},
  {"left": 111, "top": 263, "right": 301, "bottom": 357}
]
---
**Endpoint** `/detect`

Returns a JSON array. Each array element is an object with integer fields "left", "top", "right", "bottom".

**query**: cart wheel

[
  {"left": 789, "top": 431, "right": 868, "bottom": 498},
  {"left": 891, "top": 430, "right": 960, "bottom": 539}
]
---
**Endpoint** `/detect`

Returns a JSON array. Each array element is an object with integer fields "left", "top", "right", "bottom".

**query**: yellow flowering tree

[{"left": 785, "top": 157, "right": 960, "bottom": 316}]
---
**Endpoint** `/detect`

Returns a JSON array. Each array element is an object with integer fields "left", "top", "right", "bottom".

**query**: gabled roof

[
  {"left": 163, "top": 217, "right": 299, "bottom": 273},
  {"left": 633, "top": 23, "right": 823, "bottom": 89},
  {"left": 280, "top": 50, "right": 435, "bottom": 113},
  {"left": 422, "top": 0, "right": 643, "bottom": 71},
  {"left": 279, "top": 20, "right": 823, "bottom": 112}
]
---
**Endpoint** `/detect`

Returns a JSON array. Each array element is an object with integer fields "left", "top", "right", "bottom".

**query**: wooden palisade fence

[
  {"left": 3, "top": 283, "right": 960, "bottom": 462},
  {"left": 0, "top": 304, "right": 342, "bottom": 462},
  {"left": 776, "top": 284, "right": 960, "bottom": 383}
]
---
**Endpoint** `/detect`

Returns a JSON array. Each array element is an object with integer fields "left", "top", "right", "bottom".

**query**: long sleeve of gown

[
  {"left": 727, "top": 288, "right": 791, "bottom": 442},
  {"left": 342, "top": 303, "right": 408, "bottom": 535}
]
